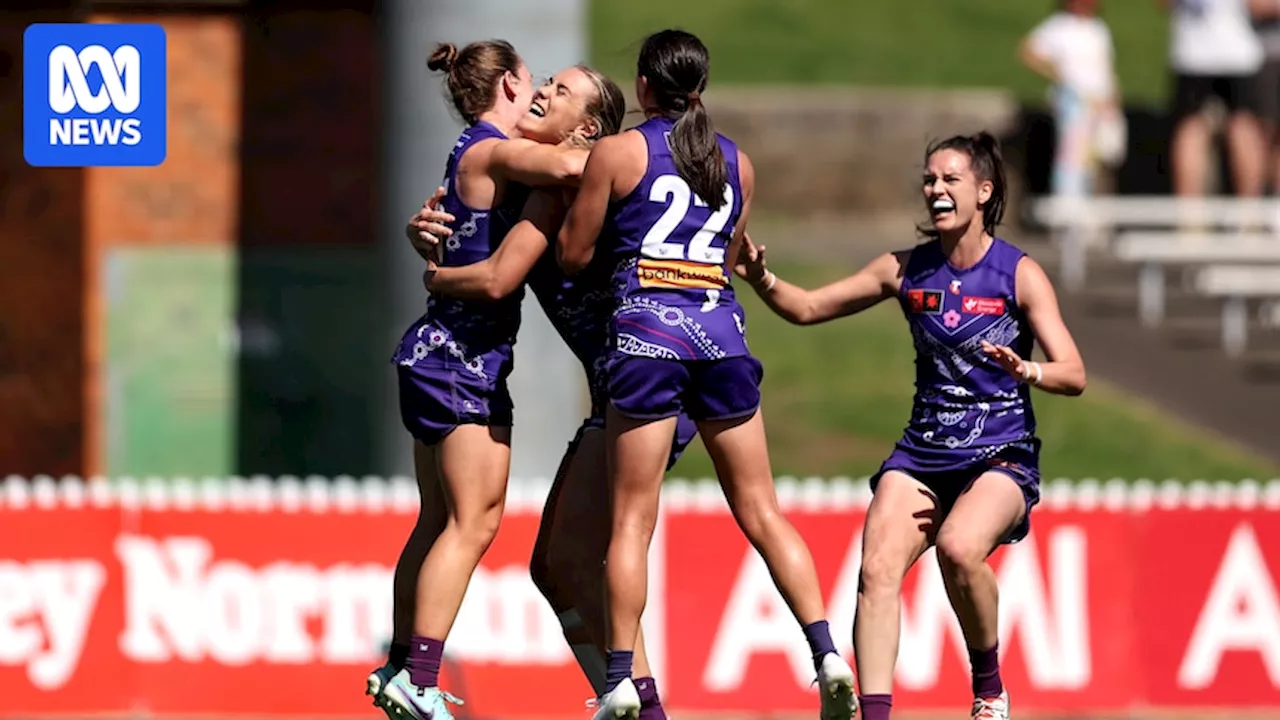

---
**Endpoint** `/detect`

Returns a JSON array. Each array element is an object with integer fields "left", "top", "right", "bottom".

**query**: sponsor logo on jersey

[
  {"left": 637, "top": 258, "right": 727, "bottom": 290},
  {"left": 908, "top": 289, "right": 944, "bottom": 314},
  {"left": 961, "top": 296, "right": 1006, "bottom": 316}
]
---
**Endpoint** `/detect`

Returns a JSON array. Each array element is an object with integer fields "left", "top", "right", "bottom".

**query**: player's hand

[
  {"left": 406, "top": 186, "right": 454, "bottom": 261},
  {"left": 980, "top": 340, "right": 1028, "bottom": 379},
  {"left": 733, "top": 233, "right": 768, "bottom": 285}
]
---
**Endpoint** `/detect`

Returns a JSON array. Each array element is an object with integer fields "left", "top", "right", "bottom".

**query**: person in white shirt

[
  {"left": 1162, "top": 0, "right": 1267, "bottom": 197},
  {"left": 1020, "top": 0, "right": 1124, "bottom": 197},
  {"left": 1251, "top": 0, "right": 1280, "bottom": 192}
]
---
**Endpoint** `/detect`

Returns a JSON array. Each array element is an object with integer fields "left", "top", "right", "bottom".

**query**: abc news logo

[
  {"left": 48, "top": 44, "right": 143, "bottom": 147},
  {"left": 24, "top": 23, "right": 166, "bottom": 167}
]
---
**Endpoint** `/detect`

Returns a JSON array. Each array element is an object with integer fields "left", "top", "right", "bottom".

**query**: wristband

[
  {"left": 1022, "top": 361, "right": 1043, "bottom": 385},
  {"left": 760, "top": 271, "right": 777, "bottom": 293}
]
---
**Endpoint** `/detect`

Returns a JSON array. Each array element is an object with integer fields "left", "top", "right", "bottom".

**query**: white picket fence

[{"left": 3, "top": 474, "right": 1280, "bottom": 513}]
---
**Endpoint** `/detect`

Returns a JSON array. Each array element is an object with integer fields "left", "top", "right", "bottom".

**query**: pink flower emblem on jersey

[{"left": 943, "top": 310, "right": 961, "bottom": 328}]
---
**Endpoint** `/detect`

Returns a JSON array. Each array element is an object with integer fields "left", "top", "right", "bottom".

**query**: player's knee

[
  {"left": 935, "top": 528, "right": 987, "bottom": 575},
  {"left": 529, "top": 548, "right": 558, "bottom": 603},
  {"left": 727, "top": 492, "right": 783, "bottom": 544},
  {"left": 858, "top": 542, "right": 912, "bottom": 601},
  {"left": 531, "top": 535, "right": 586, "bottom": 613},
  {"left": 449, "top": 501, "right": 504, "bottom": 553}
]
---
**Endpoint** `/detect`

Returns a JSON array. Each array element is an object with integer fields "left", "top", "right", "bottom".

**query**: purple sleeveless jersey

[
  {"left": 391, "top": 122, "right": 529, "bottom": 443},
  {"left": 393, "top": 121, "right": 528, "bottom": 378},
  {"left": 877, "top": 238, "right": 1042, "bottom": 543},
  {"left": 526, "top": 248, "right": 698, "bottom": 468},
  {"left": 886, "top": 238, "right": 1040, "bottom": 472},
  {"left": 603, "top": 117, "right": 749, "bottom": 361}
]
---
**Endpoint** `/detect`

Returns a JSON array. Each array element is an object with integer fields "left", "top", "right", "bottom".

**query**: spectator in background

[
  {"left": 1162, "top": 0, "right": 1267, "bottom": 197},
  {"left": 1020, "top": 0, "right": 1125, "bottom": 198},
  {"left": 1253, "top": 0, "right": 1280, "bottom": 193}
]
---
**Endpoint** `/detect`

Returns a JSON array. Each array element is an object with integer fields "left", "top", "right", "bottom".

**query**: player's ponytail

[
  {"left": 638, "top": 30, "right": 729, "bottom": 210},
  {"left": 970, "top": 131, "right": 1007, "bottom": 235}
]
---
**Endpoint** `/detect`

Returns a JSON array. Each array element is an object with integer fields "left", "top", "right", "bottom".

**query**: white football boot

[
  {"left": 816, "top": 652, "right": 858, "bottom": 720},
  {"left": 589, "top": 677, "right": 642, "bottom": 720},
  {"left": 380, "top": 668, "right": 463, "bottom": 720},
  {"left": 970, "top": 689, "right": 1010, "bottom": 720}
]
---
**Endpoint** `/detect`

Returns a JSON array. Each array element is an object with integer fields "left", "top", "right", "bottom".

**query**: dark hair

[
  {"left": 916, "top": 131, "right": 1007, "bottom": 240},
  {"left": 427, "top": 40, "right": 523, "bottom": 125},
  {"left": 575, "top": 64, "right": 627, "bottom": 141},
  {"left": 637, "top": 30, "right": 728, "bottom": 210}
]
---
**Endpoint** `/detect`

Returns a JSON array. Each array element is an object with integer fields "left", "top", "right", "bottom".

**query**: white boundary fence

[{"left": 3, "top": 474, "right": 1279, "bottom": 513}]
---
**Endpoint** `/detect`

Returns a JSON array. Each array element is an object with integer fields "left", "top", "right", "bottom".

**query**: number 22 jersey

[{"left": 602, "top": 116, "right": 749, "bottom": 361}]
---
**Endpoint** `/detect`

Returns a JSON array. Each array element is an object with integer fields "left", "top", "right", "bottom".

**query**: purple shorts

[
  {"left": 871, "top": 444, "right": 1041, "bottom": 544},
  {"left": 667, "top": 414, "right": 699, "bottom": 469},
  {"left": 606, "top": 355, "right": 763, "bottom": 422},
  {"left": 396, "top": 364, "right": 513, "bottom": 446}
]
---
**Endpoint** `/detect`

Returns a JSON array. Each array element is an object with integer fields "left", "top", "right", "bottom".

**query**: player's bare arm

[
  {"left": 492, "top": 137, "right": 589, "bottom": 186},
  {"left": 557, "top": 133, "right": 627, "bottom": 273},
  {"left": 738, "top": 240, "right": 906, "bottom": 325},
  {"left": 990, "top": 256, "right": 1087, "bottom": 395}
]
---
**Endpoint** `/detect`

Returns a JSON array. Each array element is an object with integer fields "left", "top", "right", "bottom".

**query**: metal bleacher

[{"left": 1028, "top": 196, "right": 1280, "bottom": 357}]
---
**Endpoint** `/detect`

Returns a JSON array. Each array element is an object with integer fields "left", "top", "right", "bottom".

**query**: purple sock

[
  {"left": 406, "top": 635, "right": 444, "bottom": 688},
  {"left": 860, "top": 694, "right": 893, "bottom": 720},
  {"left": 634, "top": 677, "right": 666, "bottom": 720},
  {"left": 605, "top": 650, "right": 634, "bottom": 693},
  {"left": 389, "top": 641, "right": 410, "bottom": 671},
  {"left": 968, "top": 643, "right": 1003, "bottom": 698},
  {"left": 802, "top": 620, "right": 838, "bottom": 671}
]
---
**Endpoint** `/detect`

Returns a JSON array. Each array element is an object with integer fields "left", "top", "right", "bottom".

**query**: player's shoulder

[
  {"left": 485, "top": 135, "right": 534, "bottom": 156},
  {"left": 1002, "top": 242, "right": 1053, "bottom": 297},
  {"left": 734, "top": 146, "right": 754, "bottom": 180},
  {"left": 863, "top": 247, "right": 915, "bottom": 286},
  {"left": 1013, "top": 251, "right": 1050, "bottom": 282},
  {"left": 467, "top": 134, "right": 524, "bottom": 170},
  {"left": 896, "top": 237, "right": 941, "bottom": 265},
  {"left": 993, "top": 237, "right": 1037, "bottom": 267},
  {"left": 585, "top": 131, "right": 649, "bottom": 185},
  {"left": 594, "top": 130, "right": 646, "bottom": 160}
]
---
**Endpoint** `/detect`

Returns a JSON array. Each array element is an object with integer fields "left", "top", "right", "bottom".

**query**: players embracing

[{"left": 381, "top": 22, "right": 1085, "bottom": 720}]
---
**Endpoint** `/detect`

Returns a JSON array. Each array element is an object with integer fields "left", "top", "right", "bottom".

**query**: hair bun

[{"left": 427, "top": 43, "right": 458, "bottom": 72}]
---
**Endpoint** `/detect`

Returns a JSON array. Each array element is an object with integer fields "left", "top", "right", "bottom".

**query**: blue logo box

[{"left": 24, "top": 23, "right": 167, "bottom": 167}]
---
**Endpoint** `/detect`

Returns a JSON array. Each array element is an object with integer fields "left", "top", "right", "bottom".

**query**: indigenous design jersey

[
  {"left": 526, "top": 245, "right": 615, "bottom": 405},
  {"left": 602, "top": 116, "right": 749, "bottom": 361},
  {"left": 893, "top": 238, "right": 1039, "bottom": 471},
  {"left": 392, "top": 121, "right": 529, "bottom": 381}
]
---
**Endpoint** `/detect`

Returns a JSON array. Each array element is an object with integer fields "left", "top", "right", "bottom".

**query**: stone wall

[{"left": 698, "top": 87, "right": 1022, "bottom": 217}]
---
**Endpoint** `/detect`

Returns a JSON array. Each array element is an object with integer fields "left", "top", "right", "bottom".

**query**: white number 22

[{"left": 639, "top": 175, "right": 735, "bottom": 265}]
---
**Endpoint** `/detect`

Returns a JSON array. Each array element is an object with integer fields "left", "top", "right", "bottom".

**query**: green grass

[
  {"left": 667, "top": 261, "right": 1279, "bottom": 481},
  {"left": 590, "top": 0, "right": 1170, "bottom": 105}
]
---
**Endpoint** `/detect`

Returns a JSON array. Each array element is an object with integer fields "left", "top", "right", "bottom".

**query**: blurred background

[
  {"left": 0, "top": 0, "right": 1278, "bottom": 718},
  {"left": 2, "top": 0, "right": 1279, "bottom": 483}
]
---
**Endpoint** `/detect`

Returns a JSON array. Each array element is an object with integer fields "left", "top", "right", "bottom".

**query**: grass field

[
  {"left": 591, "top": 0, "right": 1170, "bottom": 105},
  {"left": 666, "top": 261, "right": 1279, "bottom": 482}
]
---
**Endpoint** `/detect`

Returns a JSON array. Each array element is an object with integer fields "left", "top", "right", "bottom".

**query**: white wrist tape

[{"left": 761, "top": 271, "right": 777, "bottom": 292}]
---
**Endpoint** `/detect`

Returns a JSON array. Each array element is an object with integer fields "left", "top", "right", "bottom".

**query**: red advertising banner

[{"left": 0, "top": 477, "right": 1277, "bottom": 716}]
